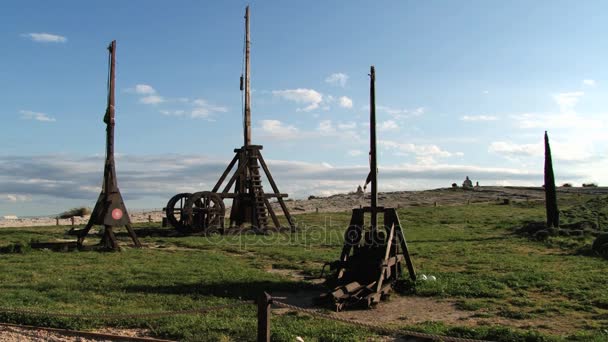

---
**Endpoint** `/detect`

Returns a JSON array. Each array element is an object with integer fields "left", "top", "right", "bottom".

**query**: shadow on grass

[
  {"left": 410, "top": 236, "right": 509, "bottom": 244},
  {"left": 112, "top": 227, "right": 180, "bottom": 238},
  {"left": 122, "top": 280, "right": 323, "bottom": 301}
]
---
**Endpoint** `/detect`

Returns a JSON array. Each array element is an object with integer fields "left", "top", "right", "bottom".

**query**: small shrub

[
  {"left": 583, "top": 183, "right": 598, "bottom": 187},
  {"left": 58, "top": 207, "right": 91, "bottom": 219},
  {"left": 592, "top": 234, "right": 608, "bottom": 257},
  {"left": 562, "top": 183, "right": 573, "bottom": 188}
]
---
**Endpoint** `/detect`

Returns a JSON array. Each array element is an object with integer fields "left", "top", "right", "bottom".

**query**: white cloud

[
  {"left": 140, "top": 95, "right": 165, "bottom": 105},
  {"left": 376, "top": 106, "right": 425, "bottom": 119},
  {"left": 20, "top": 110, "right": 56, "bottom": 122},
  {"left": 379, "top": 140, "right": 454, "bottom": 159},
  {"left": 159, "top": 99, "right": 226, "bottom": 120},
  {"left": 21, "top": 32, "right": 67, "bottom": 43},
  {"left": 255, "top": 119, "right": 361, "bottom": 142},
  {"left": 489, "top": 139, "right": 595, "bottom": 162},
  {"left": 190, "top": 99, "right": 228, "bottom": 118},
  {"left": 338, "top": 122, "right": 357, "bottom": 130},
  {"left": 348, "top": 150, "right": 363, "bottom": 157},
  {"left": 512, "top": 112, "right": 603, "bottom": 130},
  {"left": 553, "top": 91, "right": 584, "bottom": 112},
  {"left": 482, "top": 90, "right": 489, "bottom": 94},
  {"left": 325, "top": 73, "right": 349, "bottom": 87},
  {"left": 130, "top": 85, "right": 226, "bottom": 120},
  {"left": 1, "top": 153, "right": 595, "bottom": 215},
  {"left": 338, "top": 96, "right": 353, "bottom": 109},
  {"left": 378, "top": 120, "right": 399, "bottom": 131},
  {"left": 258, "top": 119, "right": 299, "bottom": 139},
  {"left": 312, "top": 120, "right": 361, "bottom": 141},
  {"left": 134, "top": 84, "right": 156, "bottom": 95},
  {"left": 1, "top": 194, "right": 32, "bottom": 202},
  {"left": 160, "top": 110, "right": 185, "bottom": 116},
  {"left": 582, "top": 79, "right": 596, "bottom": 87},
  {"left": 489, "top": 141, "right": 541, "bottom": 158},
  {"left": 317, "top": 120, "right": 334, "bottom": 134},
  {"left": 461, "top": 115, "right": 498, "bottom": 121},
  {"left": 272, "top": 88, "right": 324, "bottom": 112},
  {"left": 511, "top": 91, "right": 603, "bottom": 133}
]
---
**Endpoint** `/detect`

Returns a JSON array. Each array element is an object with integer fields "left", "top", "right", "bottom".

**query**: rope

[
  {"left": 273, "top": 301, "right": 492, "bottom": 342},
  {"left": 0, "top": 301, "right": 254, "bottom": 320}
]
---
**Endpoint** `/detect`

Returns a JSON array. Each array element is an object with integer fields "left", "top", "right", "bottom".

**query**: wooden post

[
  {"left": 369, "top": 66, "right": 378, "bottom": 230},
  {"left": 257, "top": 292, "right": 271, "bottom": 342},
  {"left": 56, "top": 217, "right": 59, "bottom": 226},
  {"left": 71, "top": 217, "right": 75, "bottom": 227},
  {"left": 243, "top": 6, "right": 251, "bottom": 147},
  {"left": 544, "top": 131, "right": 559, "bottom": 228},
  {"left": 148, "top": 214, "right": 152, "bottom": 223}
]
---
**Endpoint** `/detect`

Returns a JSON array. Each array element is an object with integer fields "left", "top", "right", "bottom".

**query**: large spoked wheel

[
  {"left": 183, "top": 191, "right": 226, "bottom": 233},
  {"left": 166, "top": 193, "right": 203, "bottom": 234}
]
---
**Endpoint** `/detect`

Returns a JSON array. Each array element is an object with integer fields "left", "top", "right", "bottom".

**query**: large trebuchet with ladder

[
  {"left": 321, "top": 66, "right": 416, "bottom": 311},
  {"left": 164, "top": 6, "right": 294, "bottom": 234}
]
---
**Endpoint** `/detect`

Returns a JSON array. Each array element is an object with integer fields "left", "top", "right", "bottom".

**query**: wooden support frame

[{"left": 327, "top": 206, "right": 415, "bottom": 310}]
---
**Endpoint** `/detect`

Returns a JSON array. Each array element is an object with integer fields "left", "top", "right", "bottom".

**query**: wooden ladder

[{"left": 249, "top": 156, "right": 268, "bottom": 229}]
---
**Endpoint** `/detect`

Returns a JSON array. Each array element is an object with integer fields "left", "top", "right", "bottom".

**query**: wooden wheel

[
  {"left": 166, "top": 193, "right": 202, "bottom": 233},
  {"left": 182, "top": 191, "right": 226, "bottom": 233}
]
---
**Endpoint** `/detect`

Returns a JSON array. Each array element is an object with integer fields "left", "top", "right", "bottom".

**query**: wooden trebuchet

[
  {"left": 163, "top": 6, "right": 295, "bottom": 234},
  {"left": 321, "top": 66, "right": 416, "bottom": 311},
  {"left": 69, "top": 40, "right": 141, "bottom": 250}
]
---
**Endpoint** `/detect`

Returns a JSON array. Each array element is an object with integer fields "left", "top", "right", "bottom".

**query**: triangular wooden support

[
  {"left": 327, "top": 207, "right": 416, "bottom": 310},
  {"left": 69, "top": 40, "right": 141, "bottom": 251}
]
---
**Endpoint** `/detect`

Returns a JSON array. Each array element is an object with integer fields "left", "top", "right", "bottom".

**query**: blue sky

[{"left": 1, "top": 0, "right": 607, "bottom": 216}]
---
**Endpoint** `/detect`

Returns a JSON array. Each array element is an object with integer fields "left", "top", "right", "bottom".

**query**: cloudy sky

[{"left": 1, "top": 0, "right": 606, "bottom": 216}]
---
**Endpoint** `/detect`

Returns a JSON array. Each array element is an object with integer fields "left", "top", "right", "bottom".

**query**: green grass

[{"left": 0, "top": 194, "right": 607, "bottom": 341}]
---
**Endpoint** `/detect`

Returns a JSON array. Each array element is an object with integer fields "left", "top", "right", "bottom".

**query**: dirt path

[{"left": 0, "top": 324, "right": 160, "bottom": 342}]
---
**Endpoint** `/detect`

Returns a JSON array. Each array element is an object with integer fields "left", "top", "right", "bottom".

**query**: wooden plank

[
  {"left": 257, "top": 292, "right": 271, "bottom": 342},
  {"left": 257, "top": 153, "right": 295, "bottom": 229},
  {"left": 264, "top": 197, "right": 281, "bottom": 228},
  {"left": 388, "top": 208, "right": 416, "bottom": 281},
  {"left": 212, "top": 154, "right": 239, "bottom": 192},
  {"left": 125, "top": 223, "right": 142, "bottom": 247},
  {"left": 222, "top": 158, "right": 249, "bottom": 193},
  {"left": 376, "top": 223, "right": 395, "bottom": 292},
  {"left": 213, "top": 193, "right": 288, "bottom": 199},
  {"left": 337, "top": 209, "right": 364, "bottom": 279}
]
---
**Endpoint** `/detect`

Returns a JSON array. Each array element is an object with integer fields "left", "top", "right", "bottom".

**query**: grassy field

[{"left": 0, "top": 194, "right": 607, "bottom": 341}]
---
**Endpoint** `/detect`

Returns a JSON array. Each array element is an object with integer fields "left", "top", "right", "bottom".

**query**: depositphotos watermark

[{"left": 199, "top": 215, "right": 393, "bottom": 250}]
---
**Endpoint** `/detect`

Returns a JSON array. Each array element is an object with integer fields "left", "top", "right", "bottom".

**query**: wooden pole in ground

[
  {"left": 243, "top": 5, "right": 251, "bottom": 147},
  {"left": 257, "top": 292, "right": 271, "bottom": 342},
  {"left": 369, "top": 66, "right": 378, "bottom": 229}
]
